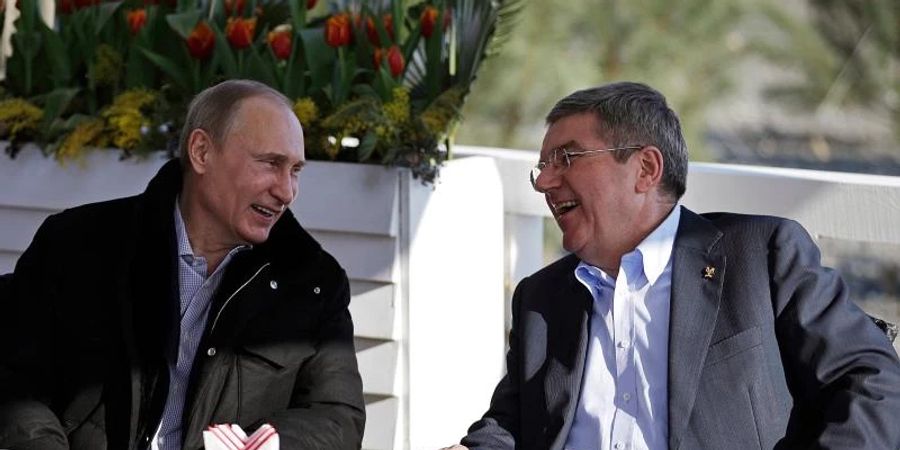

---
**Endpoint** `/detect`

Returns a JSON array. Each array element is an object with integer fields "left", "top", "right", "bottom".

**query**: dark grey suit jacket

[{"left": 462, "top": 207, "right": 900, "bottom": 450}]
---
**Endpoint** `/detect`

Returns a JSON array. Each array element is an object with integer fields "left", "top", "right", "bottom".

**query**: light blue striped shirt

[
  {"left": 565, "top": 205, "right": 680, "bottom": 450},
  {"left": 152, "top": 201, "right": 248, "bottom": 450}
]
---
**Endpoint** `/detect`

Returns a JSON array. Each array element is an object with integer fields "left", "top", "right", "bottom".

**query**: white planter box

[{"left": 0, "top": 144, "right": 506, "bottom": 450}]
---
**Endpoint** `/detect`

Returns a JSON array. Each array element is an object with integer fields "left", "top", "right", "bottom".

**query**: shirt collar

[
  {"left": 574, "top": 204, "right": 681, "bottom": 287},
  {"left": 634, "top": 204, "right": 681, "bottom": 285},
  {"left": 174, "top": 198, "right": 194, "bottom": 258},
  {"left": 174, "top": 198, "right": 252, "bottom": 261}
]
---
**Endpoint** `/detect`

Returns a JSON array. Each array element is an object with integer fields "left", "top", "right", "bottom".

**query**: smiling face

[
  {"left": 186, "top": 95, "right": 305, "bottom": 249},
  {"left": 533, "top": 112, "right": 647, "bottom": 269}
]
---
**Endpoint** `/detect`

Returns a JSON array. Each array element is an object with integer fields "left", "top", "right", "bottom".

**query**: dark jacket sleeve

[
  {"left": 0, "top": 215, "right": 70, "bottom": 450},
  {"left": 769, "top": 220, "right": 900, "bottom": 449},
  {"left": 266, "top": 271, "right": 366, "bottom": 450},
  {"left": 460, "top": 280, "right": 525, "bottom": 450}
]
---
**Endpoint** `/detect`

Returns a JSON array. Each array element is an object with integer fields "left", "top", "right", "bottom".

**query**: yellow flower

[
  {"left": 383, "top": 87, "right": 410, "bottom": 124},
  {"left": 58, "top": 118, "right": 105, "bottom": 160},
  {"left": 0, "top": 98, "right": 43, "bottom": 140},
  {"left": 93, "top": 44, "right": 123, "bottom": 87},
  {"left": 419, "top": 87, "right": 462, "bottom": 136},
  {"left": 101, "top": 89, "right": 157, "bottom": 150},
  {"left": 293, "top": 97, "right": 319, "bottom": 125},
  {"left": 109, "top": 89, "right": 157, "bottom": 111}
]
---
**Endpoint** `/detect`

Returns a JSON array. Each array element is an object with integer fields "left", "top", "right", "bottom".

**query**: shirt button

[
  {"left": 614, "top": 443, "right": 623, "bottom": 449},
  {"left": 623, "top": 392, "right": 631, "bottom": 402},
  {"left": 313, "top": 286, "right": 321, "bottom": 294},
  {"left": 269, "top": 280, "right": 278, "bottom": 290},
  {"left": 616, "top": 340, "right": 626, "bottom": 348},
  {"left": 207, "top": 347, "right": 217, "bottom": 356}
]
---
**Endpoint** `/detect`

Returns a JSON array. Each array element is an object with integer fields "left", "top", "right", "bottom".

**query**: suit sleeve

[
  {"left": 0, "top": 215, "right": 69, "bottom": 450},
  {"left": 769, "top": 220, "right": 900, "bottom": 449},
  {"left": 266, "top": 270, "right": 366, "bottom": 450},
  {"left": 460, "top": 279, "right": 525, "bottom": 450}
]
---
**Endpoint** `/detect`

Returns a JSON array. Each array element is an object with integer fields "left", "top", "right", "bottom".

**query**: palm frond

[{"left": 451, "top": 0, "right": 525, "bottom": 101}]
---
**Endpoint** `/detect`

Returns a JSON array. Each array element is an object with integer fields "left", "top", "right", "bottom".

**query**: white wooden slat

[
  {"left": 0, "top": 145, "right": 167, "bottom": 210},
  {"left": 0, "top": 206, "right": 54, "bottom": 253},
  {"left": 0, "top": 251, "right": 18, "bottom": 274},
  {"left": 293, "top": 160, "right": 400, "bottom": 237},
  {"left": 355, "top": 338, "right": 399, "bottom": 397},
  {"left": 362, "top": 397, "right": 399, "bottom": 450},
  {"left": 349, "top": 281, "right": 396, "bottom": 340},
  {"left": 309, "top": 230, "right": 397, "bottom": 284}
]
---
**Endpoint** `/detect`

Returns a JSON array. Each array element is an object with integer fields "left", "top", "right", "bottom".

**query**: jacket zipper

[{"left": 209, "top": 262, "right": 271, "bottom": 334}]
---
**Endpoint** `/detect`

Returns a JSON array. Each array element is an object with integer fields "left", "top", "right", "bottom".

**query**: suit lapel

[
  {"left": 667, "top": 208, "right": 726, "bottom": 450},
  {"left": 546, "top": 258, "right": 592, "bottom": 450}
]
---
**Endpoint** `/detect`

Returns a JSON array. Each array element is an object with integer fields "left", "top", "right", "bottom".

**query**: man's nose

[
  {"left": 533, "top": 167, "right": 559, "bottom": 193},
  {"left": 272, "top": 169, "right": 296, "bottom": 206}
]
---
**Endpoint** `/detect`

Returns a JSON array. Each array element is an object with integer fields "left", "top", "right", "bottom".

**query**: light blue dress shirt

[
  {"left": 152, "top": 201, "right": 248, "bottom": 450},
  {"left": 564, "top": 206, "right": 680, "bottom": 450}
]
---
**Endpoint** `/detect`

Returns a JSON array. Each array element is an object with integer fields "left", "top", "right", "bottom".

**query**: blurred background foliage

[
  {"left": 451, "top": 0, "right": 899, "bottom": 324},
  {"left": 455, "top": 0, "right": 899, "bottom": 172}
]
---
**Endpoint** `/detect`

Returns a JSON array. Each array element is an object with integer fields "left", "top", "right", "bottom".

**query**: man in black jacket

[{"left": 0, "top": 80, "right": 365, "bottom": 449}]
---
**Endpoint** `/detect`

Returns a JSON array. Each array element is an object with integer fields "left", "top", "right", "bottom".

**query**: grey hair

[
  {"left": 545, "top": 82, "right": 688, "bottom": 200},
  {"left": 178, "top": 79, "right": 293, "bottom": 169}
]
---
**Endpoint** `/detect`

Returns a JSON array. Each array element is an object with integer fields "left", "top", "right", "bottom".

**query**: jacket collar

[
  {"left": 667, "top": 206, "right": 725, "bottom": 450},
  {"left": 123, "top": 159, "right": 328, "bottom": 443}
]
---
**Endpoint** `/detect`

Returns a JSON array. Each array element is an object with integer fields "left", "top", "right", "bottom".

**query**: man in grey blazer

[{"left": 452, "top": 82, "right": 900, "bottom": 450}]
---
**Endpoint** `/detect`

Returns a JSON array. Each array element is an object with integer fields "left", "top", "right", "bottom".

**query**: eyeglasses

[{"left": 529, "top": 145, "right": 644, "bottom": 191}]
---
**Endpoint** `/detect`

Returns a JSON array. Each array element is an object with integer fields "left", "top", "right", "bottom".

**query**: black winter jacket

[{"left": 0, "top": 159, "right": 365, "bottom": 449}]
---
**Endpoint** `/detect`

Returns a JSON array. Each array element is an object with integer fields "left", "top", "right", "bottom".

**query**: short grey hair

[
  {"left": 178, "top": 79, "right": 293, "bottom": 169},
  {"left": 546, "top": 82, "right": 688, "bottom": 200}
]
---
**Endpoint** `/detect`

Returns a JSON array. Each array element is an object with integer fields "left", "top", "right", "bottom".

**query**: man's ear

[
  {"left": 186, "top": 129, "right": 214, "bottom": 175},
  {"left": 635, "top": 145, "right": 664, "bottom": 193}
]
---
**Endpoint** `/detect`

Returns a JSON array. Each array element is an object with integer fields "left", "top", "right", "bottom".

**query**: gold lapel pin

[{"left": 703, "top": 266, "right": 716, "bottom": 279}]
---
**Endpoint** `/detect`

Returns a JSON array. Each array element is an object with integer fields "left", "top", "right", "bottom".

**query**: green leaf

[
  {"left": 288, "top": 0, "right": 306, "bottom": 33},
  {"left": 211, "top": 24, "right": 238, "bottom": 77},
  {"left": 38, "top": 22, "right": 72, "bottom": 88},
  {"left": 283, "top": 32, "right": 307, "bottom": 99},
  {"left": 35, "top": 88, "right": 80, "bottom": 132},
  {"left": 357, "top": 129, "right": 378, "bottom": 162},
  {"left": 246, "top": 47, "right": 278, "bottom": 86},
  {"left": 125, "top": 45, "right": 156, "bottom": 88},
  {"left": 94, "top": 1, "right": 124, "bottom": 35},
  {"left": 138, "top": 46, "right": 191, "bottom": 92},
  {"left": 166, "top": 10, "right": 204, "bottom": 40},
  {"left": 299, "top": 27, "right": 334, "bottom": 92}
]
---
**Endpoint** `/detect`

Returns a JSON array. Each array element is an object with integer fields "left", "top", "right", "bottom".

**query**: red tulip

[
  {"left": 420, "top": 6, "right": 438, "bottom": 38},
  {"left": 73, "top": 0, "right": 100, "bottom": 9},
  {"left": 58, "top": 0, "right": 74, "bottom": 14},
  {"left": 72, "top": 0, "right": 100, "bottom": 9},
  {"left": 186, "top": 21, "right": 215, "bottom": 60},
  {"left": 226, "top": 17, "right": 257, "bottom": 49},
  {"left": 386, "top": 45, "right": 404, "bottom": 78},
  {"left": 306, "top": 0, "right": 316, "bottom": 9},
  {"left": 126, "top": 9, "right": 147, "bottom": 35},
  {"left": 324, "top": 13, "right": 352, "bottom": 48},
  {"left": 223, "top": 0, "right": 245, "bottom": 16},
  {"left": 268, "top": 25, "right": 292, "bottom": 60},
  {"left": 373, "top": 47, "right": 383, "bottom": 68},
  {"left": 420, "top": 6, "right": 450, "bottom": 38},
  {"left": 366, "top": 13, "right": 394, "bottom": 46},
  {"left": 143, "top": 0, "right": 176, "bottom": 7}
]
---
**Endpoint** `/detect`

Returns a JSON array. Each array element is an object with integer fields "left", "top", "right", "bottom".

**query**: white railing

[{"left": 455, "top": 145, "right": 900, "bottom": 351}]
